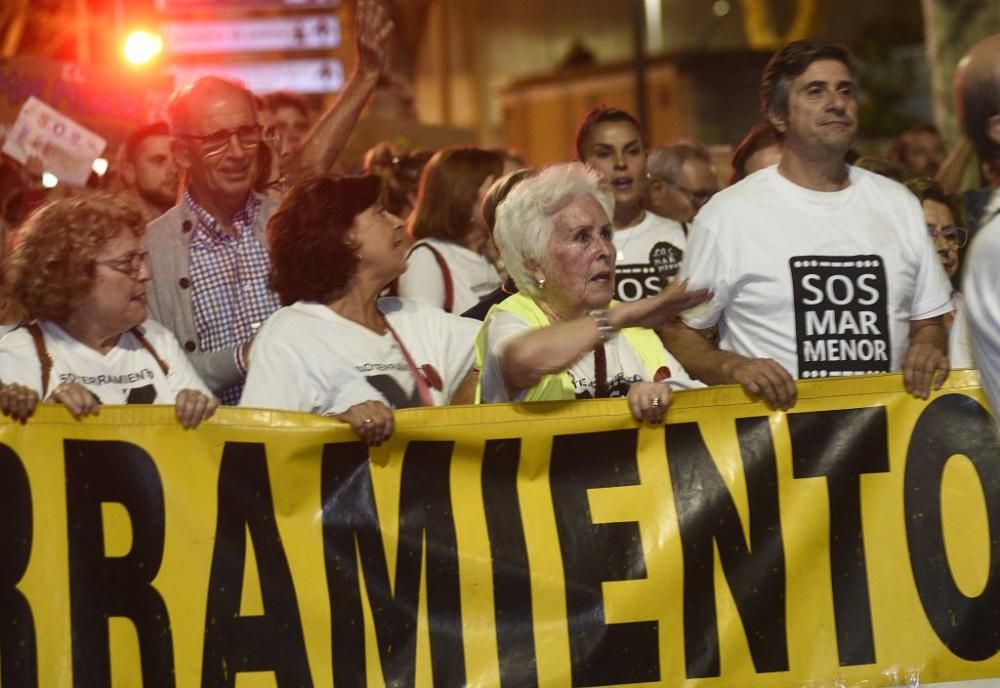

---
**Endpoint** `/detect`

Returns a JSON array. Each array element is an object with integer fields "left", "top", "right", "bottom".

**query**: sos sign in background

[{"left": 0, "top": 370, "right": 998, "bottom": 687}]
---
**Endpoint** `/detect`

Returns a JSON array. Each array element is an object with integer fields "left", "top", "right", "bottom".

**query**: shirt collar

[{"left": 183, "top": 187, "right": 261, "bottom": 241}]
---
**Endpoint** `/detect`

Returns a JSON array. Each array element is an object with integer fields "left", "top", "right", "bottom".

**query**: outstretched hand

[{"left": 613, "top": 278, "right": 711, "bottom": 332}]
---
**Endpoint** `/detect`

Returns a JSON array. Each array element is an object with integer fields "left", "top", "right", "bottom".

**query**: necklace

[{"left": 615, "top": 210, "right": 646, "bottom": 261}]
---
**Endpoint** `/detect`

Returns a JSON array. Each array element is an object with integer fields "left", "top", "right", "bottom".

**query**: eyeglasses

[
  {"left": 96, "top": 250, "right": 149, "bottom": 278},
  {"left": 648, "top": 174, "right": 717, "bottom": 206},
  {"left": 180, "top": 124, "right": 262, "bottom": 158},
  {"left": 927, "top": 224, "right": 968, "bottom": 248}
]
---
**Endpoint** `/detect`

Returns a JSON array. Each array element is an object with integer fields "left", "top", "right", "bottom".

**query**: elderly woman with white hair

[{"left": 477, "top": 162, "right": 709, "bottom": 422}]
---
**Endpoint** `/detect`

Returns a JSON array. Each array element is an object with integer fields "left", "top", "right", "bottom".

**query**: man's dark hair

[
  {"left": 267, "top": 175, "right": 381, "bottom": 305},
  {"left": 574, "top": 106, "right": 642, "bottom": 160},
  {"left": 124, "top": 121, "right": 170, "bottom": 163},
  {"left": 760, "top": 39, "right": 857, "bottom": 123},
  {"left": 262, "top": 91, "right": 310, "bottom": 120}
]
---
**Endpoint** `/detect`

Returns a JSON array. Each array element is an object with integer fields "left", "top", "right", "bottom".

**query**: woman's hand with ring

[
  {"left": 175, "top": 389, "right": 220, "bottom": 429},
  {"left": 627, "top": 381, "right": 671, "bottom": 424},
  {"left": 335, "top": 400, "right": 395, "bottom": 446}
]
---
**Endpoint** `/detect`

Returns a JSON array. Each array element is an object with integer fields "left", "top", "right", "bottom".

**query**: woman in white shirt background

[{"left": 397, "top": 146, "right": 506, "bottom": 313}]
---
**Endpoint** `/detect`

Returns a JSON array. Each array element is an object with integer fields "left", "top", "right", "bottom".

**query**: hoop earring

[{"left": 537, "top": 277, "right": 545, "bottom": 290}]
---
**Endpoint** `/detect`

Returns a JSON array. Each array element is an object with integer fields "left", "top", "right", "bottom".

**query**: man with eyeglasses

[
  {"left": 145, "top": 0, "right": 392, "bottom": 405},
  {"left": 645, "top": 142, "right": 720, "bottom": 227},
  {"left": 953, "top": 33, "right": 1000, "bottom": 416},
  {"left": 663, "top": 40, "right": 952, "bottom": 410}
]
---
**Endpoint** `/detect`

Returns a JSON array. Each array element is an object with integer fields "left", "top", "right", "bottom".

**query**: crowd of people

[{"left": 1, "top": 3, "right": 999, "bottom": 445}]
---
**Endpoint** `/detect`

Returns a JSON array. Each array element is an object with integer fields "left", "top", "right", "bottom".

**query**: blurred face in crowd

[
  {"left": 674, "top": 157, "right": 719, "bottom": 219},
  {"left": 922, "top": 199, "right": 964, "bottom": 279},
  {"left": 744, "top": 143, "right": 783, "bottom": 176},
  {"left": 582, "top": 120, "right": 646, "bottom": 222},
  {"left": 123, "top": 134, "right": 179, "bottom": 214},
  {"left": 536, "top": 193, "right": 615, "bottom": 318},
  {"left": 272, "top": 104, "right": 310, "bottom": 165},
  {"left": 774, "top": 59, "right": 858, "bottom": 158},
  {"left": 900, "top": 130, "right": 945, "bottom": 177},
  {"left": 174, "top": 84, "right": 260, "bottom": 212}
]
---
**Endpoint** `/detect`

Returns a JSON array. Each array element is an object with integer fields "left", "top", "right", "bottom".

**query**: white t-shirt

[
  {"left": 241, "top": 297, "right": 479, "bottom": 415},
  {"left": 479, "top": 309, "right": 702, "bottom": 402},
  {"left": 0, "top": 319, "right": 210, "bottom": 403},
  {"left": 680, "top": 165, "right": 953, "bottom": 379},
  {"left": 397, "top": 238, "right": 501, "bottom": 313},
  {"left": 948, "top": 292, "right": 974, "bottom": 369},
  {"left": 613, "top": 212, "right": 687, "bottom": 302},
  {"left": 962, "top": 214, "right": 1000, "bottom": 412}
]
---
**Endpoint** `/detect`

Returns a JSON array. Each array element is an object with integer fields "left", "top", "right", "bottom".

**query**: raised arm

[{"left": 283, "top": 0, "right": 394, "bottom": 182}]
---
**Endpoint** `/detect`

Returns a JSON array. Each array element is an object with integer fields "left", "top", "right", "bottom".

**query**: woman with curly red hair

[{"left": 0, "top": 193, "right": 217, "bottom": 426}]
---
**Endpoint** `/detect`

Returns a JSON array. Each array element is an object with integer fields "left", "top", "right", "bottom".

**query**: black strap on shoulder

[
  {"left": 26, "top": 321, "right": 52, "bottom": 399},
  {"left": 130, "top": 326, "right": 170, "bottom": 376}
]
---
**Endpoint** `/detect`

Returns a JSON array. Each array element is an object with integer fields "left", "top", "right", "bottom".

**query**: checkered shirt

[{"left": 185, "top": 189, "right": 281, "bottom": 405}]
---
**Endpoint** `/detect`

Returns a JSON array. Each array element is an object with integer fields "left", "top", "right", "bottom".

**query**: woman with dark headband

[{"left": 240, "top": 175, "right": 479, "bottom": 446}]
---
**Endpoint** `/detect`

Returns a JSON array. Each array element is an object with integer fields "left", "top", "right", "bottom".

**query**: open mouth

[
  {"left": 611, "top": 177, "right": 633, "bottom": 192},
  {"left": 590, "top": 271, "right": 611, "bottom": 283}
]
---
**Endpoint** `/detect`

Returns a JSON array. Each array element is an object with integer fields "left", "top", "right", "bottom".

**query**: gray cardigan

[{"left": 145, "top": 193, "right": 278, "bottom": 394}]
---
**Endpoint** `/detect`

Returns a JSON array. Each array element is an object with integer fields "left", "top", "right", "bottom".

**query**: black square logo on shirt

[{"left": 789, "top": 255, "right": 891, "bottom": 379}]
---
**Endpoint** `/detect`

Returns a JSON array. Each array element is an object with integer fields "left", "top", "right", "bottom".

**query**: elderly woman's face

[
  {"left": 538, "top": 194, "right": 615, "bottom": 316},
  {"left": 75, "top": 230, "right": 151, "bottom": 333}
]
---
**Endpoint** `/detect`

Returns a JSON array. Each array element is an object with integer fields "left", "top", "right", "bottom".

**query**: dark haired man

[
  {"left": 121, "top": 121, "right": 179, "bottom": 221},
  {"left": 955, "top": 34, "right": 1000, "bottom": 415},
  {"left": 576, "top": 106, "right": 687, "bottom": 302},
  {"left": 664, "top": 39, "right": 952, "bottom": 409},
  {"left": 261, "top": 90, "right": 311, "bottom": 169},
  {"left": 888, "top": 122, "right": 945, "bottom": 179}
]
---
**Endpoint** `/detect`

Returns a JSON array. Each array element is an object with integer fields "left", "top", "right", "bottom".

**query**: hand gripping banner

[{"left": 1, "top": 370, "right": 999, "bottom": 687}]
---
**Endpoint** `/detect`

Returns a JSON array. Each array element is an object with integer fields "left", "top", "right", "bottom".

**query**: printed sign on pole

[{"left": 1, "top": 95, "right": 107, "bottom": 187}]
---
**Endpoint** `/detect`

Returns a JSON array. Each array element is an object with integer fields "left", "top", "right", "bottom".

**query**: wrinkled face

[
  {"left": 901, "top": 130, "right": 944, "bottom": 177},
  {"left": 536, "top": 194, "right": 615, "bottom": 317},
  {"left": 175, "top": 86, "right": 260, "bottom": 209},
  {"left": 272, "top": 104, "right": 310, "bottom": 164},
  {"left": 922, "top": 199, "right": 961, "bottom": 279},
  {"left": 774, "top": 59, "right": 858, "bottom": 157},
  {"left": 675, "top": 158, "right": 720, "bottom": 217},
  {"left": 76, "top": 230, "right": 151, "bottom": 335},
  {"left": 352, "top": 204, "right": 409, "bottom": 282},
  {"left": 583, "top": 120, "right": 646, "bottom": 211},
  {"left": 127, "top": 134, "right": 179, "bottom": 212}
]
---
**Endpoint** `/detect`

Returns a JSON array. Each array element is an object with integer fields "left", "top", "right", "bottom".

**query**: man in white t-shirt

[
  {"left": 664, "top": 39, "right": 952, "bottom": 409},
  {"left": 955, "top": 34, "right": 1000, "bottom": 415}
]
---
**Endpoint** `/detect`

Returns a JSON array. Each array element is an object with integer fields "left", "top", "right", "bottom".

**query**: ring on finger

[
  {"left": 363, "top": 417, "right": 373, "bottom": 424},
  {"left": 651, "top": 397, "right": 661, "bottom": 408}
]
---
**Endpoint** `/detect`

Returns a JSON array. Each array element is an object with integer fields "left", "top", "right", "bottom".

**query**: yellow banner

[{"left": 1, "top": 370, "right": 999, "bottom": 687}]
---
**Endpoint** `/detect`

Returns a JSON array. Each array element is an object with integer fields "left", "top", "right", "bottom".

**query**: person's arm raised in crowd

[
  {"left": 902, "top": 315, "right": 949, "bottom": 399},
  {"left": 502, "top": 280, "right": 709, "bottom": 393},
  {"left": 935, "top": 136, "right": 974, "bottom": 195},
  {"left": 659, "top": 321, "right": 798, "bottom": 410},
  {"left": 282, "top": 0, "right": 393, "bottom": 183}
]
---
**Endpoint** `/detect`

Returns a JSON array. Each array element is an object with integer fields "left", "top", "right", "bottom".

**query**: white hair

[{"left": 494, "top": 162, "right": 614, "bottom": 299}]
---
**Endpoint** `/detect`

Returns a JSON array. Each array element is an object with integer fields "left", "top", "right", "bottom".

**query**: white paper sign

[{"left": 1, "top": 96, "right": 107, "bottom": 187}]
